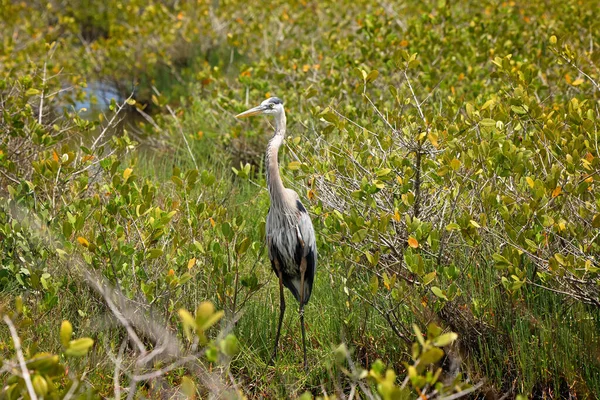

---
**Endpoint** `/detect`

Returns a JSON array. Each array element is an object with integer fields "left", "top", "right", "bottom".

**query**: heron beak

[{"left": 235, "top": 105, "right": 267, "bottom": 119}]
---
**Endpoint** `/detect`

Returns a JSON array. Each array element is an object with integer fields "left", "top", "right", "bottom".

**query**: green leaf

[
  {"left": 469, "top": 219, "right": 481, "bottom": 228},
  {"left": 511, "top": 105, "right": 528, "bottom": 115},
  {"left": 220, "top": 333, "right": 240, "bottom": 357},
  {"left": 221, "top": 222, "right": 233, "bottom": 241},
  {"left": 352, "top": 228, "right": 368, "bottom": 243},
  {"left": 445, "top": 223, "right": 460, "bottom": 231},
  {"left": 431, "top": 286, "right": 448, "bottom": 300},
  {"left": 366, "top": 70, "right": 379, "bottom": 83},
  {"left": 288, "top": 161, "right": 301, "bottom": 170},
  {"left": 60, "top": 321, "right": 73, "bottom": 348},
  {"left": 492, "top": 253, "right": 511, "bottom": 268},
  {"left": 369, "top": 275, "right": 379, "bottom": 294},
  {"left": 376, "top": 168, "right": 392, "bottom": 177},
  {"left": 433, "top": 332, "right": 458, "bottom": 347},
  {"left": 235, "top": 237, "right": 251, "bottom": 255},
  {"left": 25, "top": 88, "right": 40, "bottom": 96},
  {"left": 334, "top": 343, "right": 349, "bottom": 364},
  {"left": 422, "top": 271, "right": 436, "bottom": 285},
  {"left": 32, "top": 375, "right": 49, "bottom": 397},
  {"left": 419, "top": 347, "right": 444, "bottom": 366},
  {"left": 180, "top": 376, "right": 196, "bottom": 398},
  {"left": 178, "top": 309, "right": 197, "bottom": 340},
  {"left": 147, "top": 248, "right": 163, "bottom": 259},
  {"left": 554, "top": 253, "right": 566, "bottom": 266},
  {"left": 200, "top": 310, "right": 224, "bottom": 331},
  {"left": 65, "top": 338, "right": 94, "bottom": 357},
  {"left": 412, "top": 324, "right": 425, "bottom": 345}
]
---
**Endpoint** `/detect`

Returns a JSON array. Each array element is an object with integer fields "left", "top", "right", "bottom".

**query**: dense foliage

[{"left": 1, "top": 0, "right": 599, "bottom": 398}]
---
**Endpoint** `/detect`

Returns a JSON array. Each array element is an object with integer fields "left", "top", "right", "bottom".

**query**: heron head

[{"left": 235, "top": 97, "right": 284, "bottom": 119}]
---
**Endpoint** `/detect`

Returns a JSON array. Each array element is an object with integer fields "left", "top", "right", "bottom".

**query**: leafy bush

[{"left": 1, "top": 0, "right": 600, "bottom": 398}]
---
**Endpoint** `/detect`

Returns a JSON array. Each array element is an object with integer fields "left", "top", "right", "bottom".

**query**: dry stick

[
  {"left": 7, "top": 201, "right": 231, "bottom": 398},
  {"left": 113, "top": 339, "right": 128, "bottom": 400},
  {"left": 132, "top": 355, "right": 199, "bottom": 382},
  {"left": 38, "top": 61, "right": 47, "bottom": 125},
  {"left": 71, "top": 148, "right": 117, "bottom": 177},
  {"left": 3, "top": 315, "right": 38, "bottom": 400},
  {"left": 559, "top": 53, "right": 600, "bottom": 92},
  {"left": 91, "top": 92, "right": 134, "bottom": 151},
  {"left": 438, "top": 382, "right": 484, "bottom": 400},
  {"left": 403, "top": 71, "right": 428, "bottom": 220},
  {"left": 344, "top": 349, "right": 376, "bottom": 400},
  {"left": 62, "top": 378, "right": 80, "bottom": 400},
  {"left": 86, "top": 273, "right": 147, "bottom": 355},
  {"left": 413, "top": 141, "right": 422, "bottom": 218}
]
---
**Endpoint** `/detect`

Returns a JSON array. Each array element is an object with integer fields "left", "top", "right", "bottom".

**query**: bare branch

[{"left": 3, "top": 315, "right": 38, "bottom": 400}]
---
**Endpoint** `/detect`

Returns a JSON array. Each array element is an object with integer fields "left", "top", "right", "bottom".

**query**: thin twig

[
  {"left": 114, "top": 339, "right": 128, "bottom": 400},
  {"left": 3, "top": 315, "right": 38, "bottom": 400},
  {"left": 91, "top": 92, "right": 134, "bottom": 151},
  {"left": 87, "top": 274, "right": 147, "bottom": 355},
  {"left": 438, "top": 382, "right": 484, "bottom": 400},
  {"left": 38, "top": 61, "right": 47, "bottom": 125}
]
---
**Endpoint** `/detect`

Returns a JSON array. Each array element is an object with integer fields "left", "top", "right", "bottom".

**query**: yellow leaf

[
  {"left": 427, "top": 131, "right": 439, "bottom": 148},
  {"left": 592, "top": 214, "right": 600, "bottom": 228},
  {"left": 168, "top": 269, "right": 175, "bottom": 276},
  {"left": 450, "top": 158, "right": 461, "bottom": 171},
  {"left": 552, "top": 186, "right": 562, "bottom": 198},
  {"left": 288, "top": 161, "right": 301, "bottom": 170},
  {"left": 408, "top": 237, "right": 419, "bottom": 248},
  {"left": 77, "top": 237, "right": 89, "bottom": 247},
  {"left": 188, "top": 258, "right": 196, "bottom": 270},
  {"left": 393, "top": 210, "right": 401, "bottom": 222},
  {"left": 123, "top": 168, "right": 133, "bottom": 180},
  {"left": 571, "top": 78, "right": 584, "bottom": 86},
  {"left": 209, "top": 217, "right": 216, "bottom": 228},
  {"left": 52, "top": 150, "right": 59, "bottom": 162},
  {"left": 526, "top": 177, "right": 534, "bottom": 189}
]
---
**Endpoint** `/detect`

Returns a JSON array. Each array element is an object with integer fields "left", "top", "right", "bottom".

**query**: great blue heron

[{"left": 236, "top": 97, "right": 316, "bottom": 369}]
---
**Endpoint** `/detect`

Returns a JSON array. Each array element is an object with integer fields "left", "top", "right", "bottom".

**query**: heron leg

[
  {"left": 269, "top": 268, "right": 285, "bottom": 365},
  {"left": 299, "top": 256, "right": 308, "bottom": 370}
]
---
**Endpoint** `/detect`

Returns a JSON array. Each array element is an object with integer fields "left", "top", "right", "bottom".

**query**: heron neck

[{"left": 266, "top": 111, "right": 287, "bottom": 207}]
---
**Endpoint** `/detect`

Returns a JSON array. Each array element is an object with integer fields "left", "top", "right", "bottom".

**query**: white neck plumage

[{"left": 265, "top": 110, "right": 291, "bottom": 211}]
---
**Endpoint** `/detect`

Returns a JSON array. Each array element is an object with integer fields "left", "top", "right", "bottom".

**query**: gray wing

[
  {"left": 296, "top": 208, "right": 316, "bottom": 260},
  {"left": 295, "top": 201, "right": 317, "bottom": 304}
]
